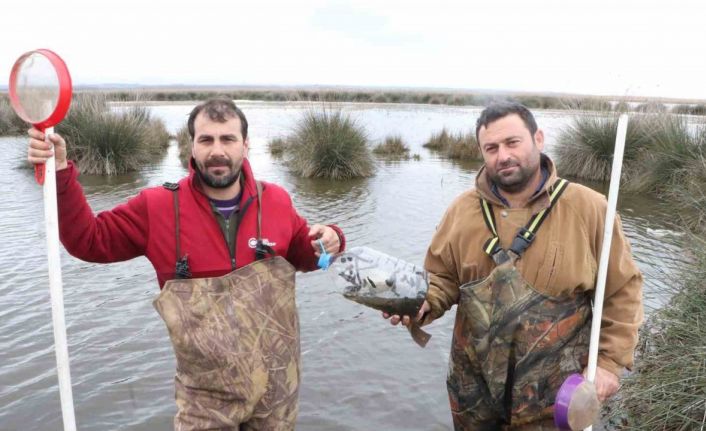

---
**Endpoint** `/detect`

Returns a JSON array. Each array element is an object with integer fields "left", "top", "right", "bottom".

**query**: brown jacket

[{"left": 424, "top": 155, "right": 643, "bottom": 376}]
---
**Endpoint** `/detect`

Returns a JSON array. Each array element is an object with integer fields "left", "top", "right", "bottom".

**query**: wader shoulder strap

[
  {"left": 480, "top": 178, "right": 570, "bottom": 263},
  {"left": 254, "top": 181, "right": 276, "bottom": 261},
  {"left": 480, "top": 198, "right": 502, "bottom": 257},
  {"left": 164, "top": 182, "right": 191, "bottom": 279}
]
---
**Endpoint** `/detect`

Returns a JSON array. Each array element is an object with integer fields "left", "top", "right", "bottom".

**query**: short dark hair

[
  {"left": 187, "top": 97, "right": 248, "bottom": 140},
  {"left": 475, "top": 101, "right": 538, "bottom": 141}
]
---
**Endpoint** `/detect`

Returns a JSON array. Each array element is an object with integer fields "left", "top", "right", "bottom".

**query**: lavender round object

[{"left": 554, "top": 373, "right": 585, "bottom": 430}]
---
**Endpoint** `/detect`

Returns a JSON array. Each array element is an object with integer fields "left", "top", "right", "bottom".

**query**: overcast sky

[{"left": 2, "top": 0, "right": 705, "bottom": 100}]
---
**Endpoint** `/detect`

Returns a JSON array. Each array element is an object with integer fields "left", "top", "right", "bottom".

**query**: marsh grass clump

[
  {"left": 176, "top": 124, "right": 191, "bottom": 168},
  {"left": 286, "top": 109, "right": 374, "bottom": 179},
  {"left": 56, "top": 94, "right": 170, "bottom": 175},
  {"left": 667, "top": 140, "right": 706, "bottom": 232},
  {"left": 132, "top": 104, "right": 171, "bottom": 157},
  {"left": 559, "top": 98, "right": 613, "bottom": 112},
  {"left": 625, "top": 115, "right": 705, "bottom": 195},
  {"left": 635, "top": 102, "right": 667, "bottom": 113},
  {"left": 0, "top": 96, "right": 27, "bottom": 136},
  {"left": 614, "top": 101, "right": 631, "bottom": 112},
  {"left": 423, "top": 128, "right": 454, "bottom": 151},
  {"left": 554, "top": 115, "right": 653, "bottom": 182},
  {"left": 446, "top": 132, "right": 481, "bottom": 159},
  {"left": 424, "top": 128, "right": 482, "bottom": 160},
  {"left": 372, "top": 135, "right": 410, "bottom": 158},
  {"left": 611, "top": 237, "right": 706, "bottom": 429},
  {"left": 556, "top": 112, "right": 706, "bottom": 232},
  {"left": 672, "top": 104, "right": 706, "bottom": 116},
  {"left": 267, "top": 137, "right": 288, "bottom": 158},
  {"left": 667, "top": 153, "right": 706, "bottom": 232}
]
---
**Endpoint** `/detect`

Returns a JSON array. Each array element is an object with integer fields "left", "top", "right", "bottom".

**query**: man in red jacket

[{"left": 27, "top": 97, "right": 345, "bottom": 430}]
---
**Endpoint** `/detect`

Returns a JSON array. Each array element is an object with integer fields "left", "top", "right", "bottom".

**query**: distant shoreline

[
  {"left": 3, "top": 86, "right": 706, "bottom": 115},
  {"left": 3, "top": 84, "right": 706, "bottom": 105},
  {"left": 81, "top": 85, "right": 706, "bottom": 105}
]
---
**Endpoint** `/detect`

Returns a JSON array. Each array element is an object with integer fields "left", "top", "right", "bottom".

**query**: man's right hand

[
  {"left": 27, "top": 128, "right": 68, "bottom": 171},
  {"left": 382, "top": 300, "right": 431, "bottom": 327}
]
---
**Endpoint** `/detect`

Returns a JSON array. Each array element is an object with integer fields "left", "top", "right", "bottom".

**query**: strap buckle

[
  {"left": 255, "top": 240, "right": 275, "bottom": 261},
  {"left": 175, "top": 255, "right": 191, "bottom": 279},
  {"left": 509, "top": 227, "right": 536, "bottom": 257}
]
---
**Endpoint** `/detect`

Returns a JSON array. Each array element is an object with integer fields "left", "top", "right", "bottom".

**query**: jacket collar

[{"left": 475, "top": 153, "right": 558, "bottom": 212}]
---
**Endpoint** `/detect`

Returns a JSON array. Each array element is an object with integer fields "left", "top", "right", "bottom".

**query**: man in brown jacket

[{"left": 387, "top": 102, "right": 643, "bottom": 429}]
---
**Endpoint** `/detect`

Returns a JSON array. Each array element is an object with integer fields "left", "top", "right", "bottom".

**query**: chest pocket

[{"left": 532, "top": 240, "right": 565, "bottom": 297}]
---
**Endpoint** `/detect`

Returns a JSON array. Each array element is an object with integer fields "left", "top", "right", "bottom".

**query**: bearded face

[
  {"left": 478, "top": 114, "right": 544, "bottom": 193},
  {"left": 191, "top": 112, "right": 248, "bottom": 190},
  {"left": 194, "top": 154, "right": 241, "bottom": 188}
]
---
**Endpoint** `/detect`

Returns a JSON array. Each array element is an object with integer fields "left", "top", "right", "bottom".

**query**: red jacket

[{"left": 56, "top": 158, "right": 345, "bottom": 288}]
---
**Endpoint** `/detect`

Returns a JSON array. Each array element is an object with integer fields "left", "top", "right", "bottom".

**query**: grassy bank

[
  {"left": 612, "top": 234, "right": 706, "bottom": 430},
  {"left": 667, "top": 151, "right": 706, "bottom": 232},
  {"left": 423, "top": 128, "right": 482, "bottom": 160},
  {"left": 561, "top": 114, "right": 706, "bottom": 427},
  {"left": 0, "top": 96, "right": 27, "bottom": 136},
  {"left": 56, "top": 94, "right": 170, "bottom": 175},
  {"left": 285, "top": 109, "right": 374, "bottom": 179}
]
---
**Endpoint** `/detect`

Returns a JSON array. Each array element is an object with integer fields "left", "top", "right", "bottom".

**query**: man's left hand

[
  {"left": 584, "top": 366, "right": 620, "bottom": 402},
  {"left": 309, "top": 225, "right": 340, "bottom": 256}
]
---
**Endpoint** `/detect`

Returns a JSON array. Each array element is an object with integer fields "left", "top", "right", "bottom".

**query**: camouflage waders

[
  {"left": 154, "top": 257, "right": 300, "bottom": 430},
  {"left": 154, "top": 181, "right": 300, "bottom": 430},
  {"left": 447, "top": 179, "right": 592, "bottom": 430}
]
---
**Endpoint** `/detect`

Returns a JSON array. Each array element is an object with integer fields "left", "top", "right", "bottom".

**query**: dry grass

[
  {"left": 372, "top": 135, "right": 410, "bottom": 159},
  {"left": 612, "top": 235, "right": 706, "bottom": 429},
  {"left": 55, "top": 94, "right": 170, "bottom": 175},
  {"left": 554, "top": 114, "right": 653, "bottom": 182},
  {"left": 176, "top": 124, "right": 191, "bottom": 168},
  {"left": 624, "top": 115, "right": 705, "bottom": 195},
  {"left": 423, "top": 128, "right": 482, "bottom": 160},
  {"left": 286, "top": 109, "right": 374, "bottom": 179},
  {"left": 0, "top": 96, "right": 27, "bottom": 136},
  {"left": 267, "top": 137, "right": 288, "bottom": 158}
]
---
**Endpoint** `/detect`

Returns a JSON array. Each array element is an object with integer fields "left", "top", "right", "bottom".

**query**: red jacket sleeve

[
  {"left": 284, "top": 203, "right": 346, "bottom": 272},
  {"left": 56, "top": 161, "right": 148, "bottom": 263}
]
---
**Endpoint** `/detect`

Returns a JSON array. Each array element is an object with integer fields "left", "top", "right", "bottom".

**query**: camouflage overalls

[
  {"left": 447, "top": 179, "right": 592, "bottom": 430},
  {"left": 153, "top": 182, "right": 300, "bottom": 430}
]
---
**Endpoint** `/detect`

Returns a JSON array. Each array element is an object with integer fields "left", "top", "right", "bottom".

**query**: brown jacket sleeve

[
  {"left": 595, "top": 213, "right": 644, "bottom": 377},
  {"left": 423, "top": 205, "right": 461, "bottom": 324}
]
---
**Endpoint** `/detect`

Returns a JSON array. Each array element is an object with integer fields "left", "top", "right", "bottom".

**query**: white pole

[
  {"left": 584, "top": 114, "right": 628, "bottom": 431},
  {"left": 44, "top": 127, "right": 77, "bottom": 431}
]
